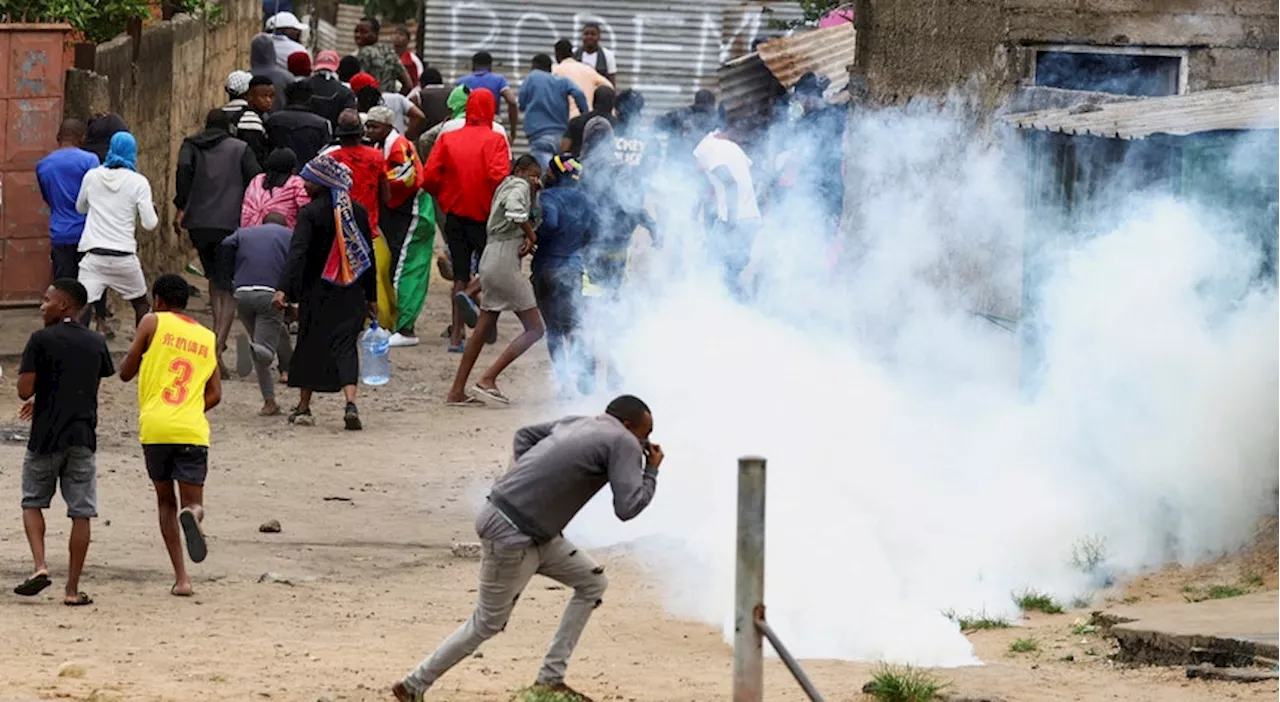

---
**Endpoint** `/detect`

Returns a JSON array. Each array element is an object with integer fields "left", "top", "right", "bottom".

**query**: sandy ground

[{"left": 0, "top": 282, "right": 1276, "bottom": 702}]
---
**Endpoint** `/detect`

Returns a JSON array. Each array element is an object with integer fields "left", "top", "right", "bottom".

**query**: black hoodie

[{"left": 175, "top": 128, "right": 262, "bottom": 232}]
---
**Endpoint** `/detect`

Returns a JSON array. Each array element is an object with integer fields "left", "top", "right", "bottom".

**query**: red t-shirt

[{"left": 328, "top": 145, "right": 385, "bottom": 235}]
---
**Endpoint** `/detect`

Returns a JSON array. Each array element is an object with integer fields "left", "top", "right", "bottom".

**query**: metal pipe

[
  {"left": 755, "top": 614, "right": 825, "bottom": 702},
  {"left": 733, "top": 456, "right": 767, "bottom": 701}
]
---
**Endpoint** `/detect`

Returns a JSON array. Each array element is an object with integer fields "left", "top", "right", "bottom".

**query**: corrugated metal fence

[{"left": 328, "top": 1, "right": 801, "bottom": 152}]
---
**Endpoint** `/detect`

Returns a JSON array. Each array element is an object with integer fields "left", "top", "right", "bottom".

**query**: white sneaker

[{"left": 388, "top": 332, "right": 420, "bottom": 348}]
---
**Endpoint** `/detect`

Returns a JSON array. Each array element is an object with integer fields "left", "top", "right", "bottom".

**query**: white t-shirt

[
  {"left": 382, "top": 92, "right": 414, "bottom": 133},
  {"left": 694, "top": 133, "right": 761, "bottom": 223},
  {"left": 579, "top": 46, "right": 617, "bottom": 75}
]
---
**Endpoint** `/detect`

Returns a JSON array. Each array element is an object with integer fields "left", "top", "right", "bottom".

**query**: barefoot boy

[
  {"left": 14, "top": 279, "right": 114, "bottom": 605},
  {"left": 119, "top": 274, "right": 221, "bottom": 596}
]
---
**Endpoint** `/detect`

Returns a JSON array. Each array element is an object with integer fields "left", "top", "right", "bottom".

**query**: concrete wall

[
  {"left": 852, "top": 0, "right": 1279, "bottom": 105},
  {"left": 63, "top": 0, "right": 258, "bottom": 279}
]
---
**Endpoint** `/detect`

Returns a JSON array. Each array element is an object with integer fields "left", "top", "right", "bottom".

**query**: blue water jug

[{"left": 359, "top": 321, "right": 391, "bottom": 386}]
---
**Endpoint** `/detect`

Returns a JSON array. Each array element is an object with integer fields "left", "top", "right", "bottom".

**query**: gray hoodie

[{"left": 250, "top": 34, "right": 292, "bottom": 112}]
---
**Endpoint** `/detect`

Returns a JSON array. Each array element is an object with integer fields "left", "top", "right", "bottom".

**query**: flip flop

[
  {"left": 447, "top": 343, "right": 465, "bottom": 354},
  {"left": 14, "top": 572, "right": 51, "bottom": 596},
  {"left": 454, "top": 292, "right": 480, "bottom": 328},
  {"left": 170, "top": 584, "right": 193, "bottom": 597},
  {"left": 471, "top": 385, "right": 511, "bottom": 405},
  {"left": 446, "top": 397, "right": 485, "bottom": 407},
  {"left": 235, "top": 335, "right": 254, "bottom": 377},
  {"left": 63, "top": 591, "right": 93, "bottom": 606},
  {"left": 179, "top": 508, "right": 208, "bottom": 564}
]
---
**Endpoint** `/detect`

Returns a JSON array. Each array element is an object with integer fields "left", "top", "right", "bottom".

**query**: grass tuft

[
  {"left": 1207, "top": 584, "right": 1248, "bottom": 600},
  {"left": 1070, "top": 618, "right": 1098, "bottom": 636},
  {"left": 1014, "top": 589, "right": 1064, "bottom": 614},
  {"left": 863, "top": 665, "right": 947, "bottom": 702},
  {"left": 512, "top": 687, "right": 587, "bottom": 702},
  {"left": 1009, "top": 637, "right": 1039, "bottom": 654},
  {"left": 944, "top": 609, "right": 1011, "bottom": 631}
]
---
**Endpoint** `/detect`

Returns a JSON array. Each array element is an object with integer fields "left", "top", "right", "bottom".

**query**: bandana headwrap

[
  {"left": 300, "top": 155, "right": 372, "bottom": 287},
  {"left": 103, "top": 132, "right": 138, "bottom": 171}
]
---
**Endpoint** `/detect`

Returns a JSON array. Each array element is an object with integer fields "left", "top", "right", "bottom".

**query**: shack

[{"left": 1003, "top": 83, "right": 1280, "bottom": 393}]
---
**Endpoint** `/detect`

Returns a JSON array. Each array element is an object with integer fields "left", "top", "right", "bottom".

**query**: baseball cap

[
  {"left": 225, "top": 70, "right": 252, "bottom": 97},
  {"left": 349, "top": 72, "right": 379, "bottom": 94},
  {"left": 267, "top": 11, "right": 306, "bottom": 32},
  {"left": 366, "top": 105, "right": 396, "bottom": 126},
  {"left": 314, "top": 50, "right": 340, "bottom": 72}
]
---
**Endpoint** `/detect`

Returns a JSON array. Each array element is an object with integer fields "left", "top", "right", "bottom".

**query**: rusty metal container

[{"left": 0, "top": 23, "right": 71, "bottom": 303}]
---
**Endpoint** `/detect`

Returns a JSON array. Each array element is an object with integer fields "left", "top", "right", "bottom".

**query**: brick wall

[
  {"left": 853, "top": 0, "right": 1279, "bottom": 106},
  {"left": 64, "top": 0, "right": 259, "bottom": 279}
]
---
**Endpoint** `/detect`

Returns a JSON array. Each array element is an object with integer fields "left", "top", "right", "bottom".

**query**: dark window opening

[{"left": 1034, "top": 51, "right": 1181, "bottom": 97}]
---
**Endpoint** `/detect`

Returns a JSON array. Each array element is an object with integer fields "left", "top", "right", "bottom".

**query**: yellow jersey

[{"left": 138, "top": 312, "right": 217, "bottom": 446}]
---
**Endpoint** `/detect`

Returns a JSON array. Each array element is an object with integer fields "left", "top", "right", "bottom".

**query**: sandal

[
  {"left": 63, "top": 591, "right": 93, "bottom": 606},
  {"left": 454, "top": 292, "right": 480, "bottom": 328},
  {"left": 446, "top": 396, "right": 485, "bottom": 407},
  {"left": 170, "top": 584, "right": 193, "bottom": 597},
  {"left": 179, "top": 508, "right": 207, "bottom": 563},
  {"left": 14, "top": 571, "right": 51, "bottom": 597},
  {"left": 471, "top": 385, "right": 511, "bottom": 405},
  {"left": 288, "top": 407, "right": 314, "bottom": 426}
]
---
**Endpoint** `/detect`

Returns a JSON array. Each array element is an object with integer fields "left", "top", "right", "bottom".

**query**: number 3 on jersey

[{"left": 163, "top": 358, "right": 194, "bottom": 405}]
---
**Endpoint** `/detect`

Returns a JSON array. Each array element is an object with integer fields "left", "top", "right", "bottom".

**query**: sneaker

[
  {"left": 344, "top": 402, "right": 362, "bottom": 431},
  {"left": 288, "top": 407, "right": 314, "bottom": 426},
  {"left": 388, "top": 332, "right": 420, "bottom": 348}
]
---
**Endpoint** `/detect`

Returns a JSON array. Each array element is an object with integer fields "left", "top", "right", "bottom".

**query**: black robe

[{"left": 278, "top": 193, "right": 376, "bottom": 392}]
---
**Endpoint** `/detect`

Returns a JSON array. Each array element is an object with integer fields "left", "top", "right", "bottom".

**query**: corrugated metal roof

[
  {"left": 756, "top": 21, "right": 855, "bottom": 97},
  {"left": 718, "top": 52, "right": 781, "bottom": 122},
  {"left": 1003, "top": 83, "right": 1280, "bottom": 140},
  {"left": 717, "top": 21, "right": 856, "bottom": 126}
]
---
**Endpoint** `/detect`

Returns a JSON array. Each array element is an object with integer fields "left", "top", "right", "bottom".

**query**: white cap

[{"left": 267, "top": 11, "right": 306, "bottom": 32}]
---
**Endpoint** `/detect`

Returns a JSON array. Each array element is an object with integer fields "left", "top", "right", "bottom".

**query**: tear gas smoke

[{"left": 559, "top": 92, "right": 1278, "bottom": 666}]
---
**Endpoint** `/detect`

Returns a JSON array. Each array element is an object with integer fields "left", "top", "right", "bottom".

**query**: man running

[
  {"left": 14, "top": 278, "right": 114, "bottom": 606},
  {"left": 119, "top": 275, "right": 221, "bottom": 597},
  {"left": 37, "top": 119, "right": 98, "bottom": 280},
  {"left": 394, "top": 395, "right": 663, "bottom": 702}
]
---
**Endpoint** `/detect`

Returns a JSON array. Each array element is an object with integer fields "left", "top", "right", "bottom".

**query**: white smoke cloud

[{"left": 562, "top": 94, "right": 1279, "bottom": 666}]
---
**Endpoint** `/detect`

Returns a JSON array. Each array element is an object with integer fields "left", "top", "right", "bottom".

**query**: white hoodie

[{"left": 75, "top": 167, "right": 159, "bottom": 254}]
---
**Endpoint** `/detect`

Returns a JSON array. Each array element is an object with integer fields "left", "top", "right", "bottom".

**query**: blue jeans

[{"left": 528, "top": 132, "right": 562, "bottom": 170}]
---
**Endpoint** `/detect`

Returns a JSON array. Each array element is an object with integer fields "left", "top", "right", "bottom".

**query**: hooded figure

[
  {"left": 82, "top": 113, "right": 129, "bottom": 163},
  {"left": 416, "top": 84, "right": 509, "bottom": 160},
  {"left": 250, "top": 33, "right": 293, "bottom": 112},
  {"left": 75, "top": 132, "right": 159, "bottom": 328},
  {"left": 421, "top": 90, "right": 509, "bottom": 225},
  {"left": 565, "top": 85, "right": 615, "bottom": 157}
]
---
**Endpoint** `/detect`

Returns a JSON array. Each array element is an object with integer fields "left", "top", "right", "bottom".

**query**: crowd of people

[{"left": 18, "top": 13, "right": 844, "bottom": 699}]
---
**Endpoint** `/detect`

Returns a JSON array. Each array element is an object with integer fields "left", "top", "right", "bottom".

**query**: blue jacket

[
  {"left": 37, "top": 147, "right": 100, "bottom": 245},
  {"left": 534, "top": 182, "right": 595, "bottom": 273},
  {"left": 519, "top": 70, "right": 587, "bottom": 141}
]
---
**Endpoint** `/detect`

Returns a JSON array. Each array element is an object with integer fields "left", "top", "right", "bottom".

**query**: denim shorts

[{"left": 22, "top": 447, "right": 97, "bottom": 519}]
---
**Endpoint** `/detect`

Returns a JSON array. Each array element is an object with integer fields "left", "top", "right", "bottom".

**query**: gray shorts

[{"left": 22, "top": 448, "right": 98, "bottom": 519}]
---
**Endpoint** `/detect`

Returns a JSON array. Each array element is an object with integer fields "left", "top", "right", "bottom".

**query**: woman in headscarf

[
  {"left": 82, "top": 113, "right": 129, "bottom": 163},
  {"left": 272, "top": 154, "right": 376, "bottom": 431},
  {"left": 241, "top": 148, "right": 310, "bottom": 228}
]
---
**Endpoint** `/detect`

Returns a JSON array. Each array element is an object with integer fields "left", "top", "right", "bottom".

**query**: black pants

[{"left": 50, "top": 244, "right": 82, "bottom": 280}]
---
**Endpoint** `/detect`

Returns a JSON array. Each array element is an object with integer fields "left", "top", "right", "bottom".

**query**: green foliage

[
  {"left": 362, "top": 0, "right": 416, "bottom": 24},
  {"left": 1009, "top": 637, "right": 1039, "bottom": 654},
  {"left": 5, "top": 0, "right": 153, "bottom": 45},
  {"left": 864, "top": 665, "right": 947, "bottom": 702},
  {"left": 944, "top": 609, "right": 1010, "bottom": 632},
  {"left": 763, "top": 0, "right": 853, "bottom": 30},
  {"left": 1014, "top": 589, "right": 1064, "bottom": 614}
]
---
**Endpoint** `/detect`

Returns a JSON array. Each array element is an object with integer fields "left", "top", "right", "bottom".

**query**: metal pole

[
  {"left": 734, "top": 456, "right": 767, "bottom": 702},
  {"left": 756, "top": 614, "right": 825, "bottom": 702}
]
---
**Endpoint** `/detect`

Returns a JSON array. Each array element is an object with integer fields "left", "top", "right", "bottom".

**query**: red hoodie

[{"left": 422, "top": 90, "right": 509, "bottom": 222}]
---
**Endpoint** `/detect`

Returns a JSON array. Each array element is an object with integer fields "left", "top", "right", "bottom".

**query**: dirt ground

[{"left": 0, "top": 283, "right": 1276, "bottom": 702}]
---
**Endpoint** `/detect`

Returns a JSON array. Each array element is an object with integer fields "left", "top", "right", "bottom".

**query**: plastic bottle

[{"left": 359, "top": 321, "right": 391, "bottom": 386}]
